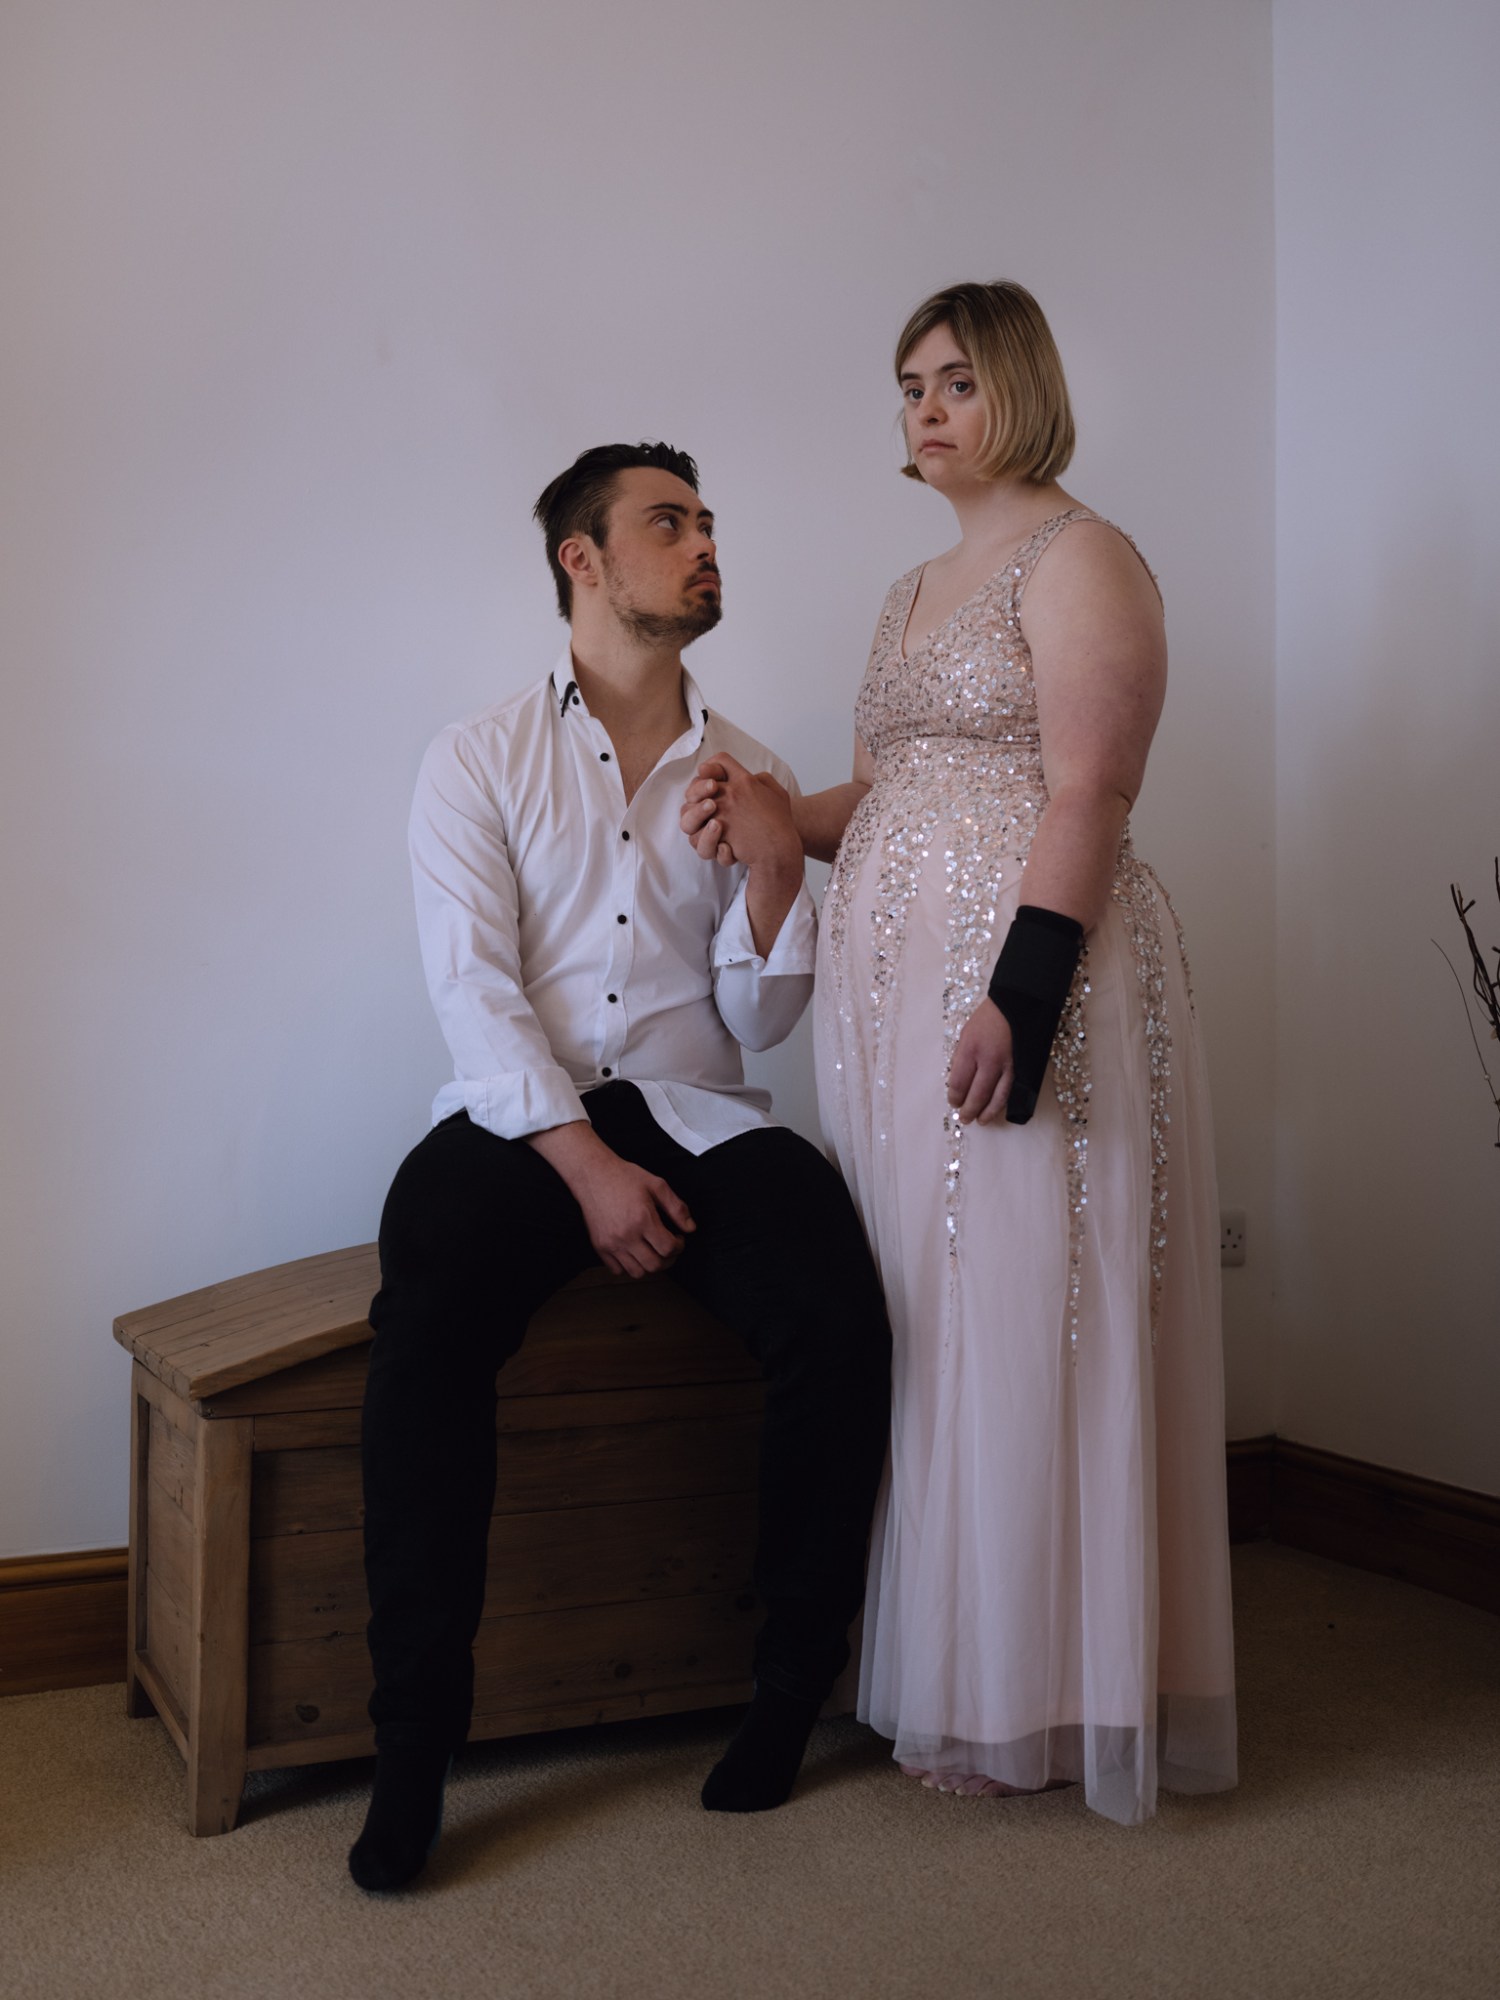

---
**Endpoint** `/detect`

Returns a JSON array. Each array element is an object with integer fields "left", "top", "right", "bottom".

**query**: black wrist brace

[{"left": 986, "top": 904, "right": 1085, "bottom": 1126}]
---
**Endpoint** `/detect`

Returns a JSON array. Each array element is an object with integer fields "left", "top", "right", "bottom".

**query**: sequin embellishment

[
  {"left": 1112, "top": 849, "right": 1172, "bottom": 1344},
  {"left": 823, "top": 509, "right": 1180, "bottom": 1360}
]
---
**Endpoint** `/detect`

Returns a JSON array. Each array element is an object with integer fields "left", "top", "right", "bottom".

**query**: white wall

[
  {"left": 1273, "top": 1, "right": 1500, "bottom": 1495},
  {"left": 0, "top": 0, "right": 1276, "bottom": 1557}
]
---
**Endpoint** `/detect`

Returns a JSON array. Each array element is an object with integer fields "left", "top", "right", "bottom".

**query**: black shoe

[
  {"left": 701, "top": 1684, "right": 824, "bottom": 1813},
  {"left": 348, "top": 1746, "right": 453, "bottom": 1892}
]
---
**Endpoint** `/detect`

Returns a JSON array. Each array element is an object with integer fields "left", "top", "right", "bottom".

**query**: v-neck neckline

[{"left": 897, "top": 510, "right": 1090, "bottom": 664}]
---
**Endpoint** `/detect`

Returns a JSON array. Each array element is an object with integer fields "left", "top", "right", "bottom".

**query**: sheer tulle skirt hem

[{"left": 861, "top": 1694, "right": 1238, "bottom": 1827}]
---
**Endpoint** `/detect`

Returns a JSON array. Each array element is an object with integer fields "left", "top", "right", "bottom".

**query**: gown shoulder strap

[{"left": 1013, "top": 509, "right": 1163, "bottom": 608}]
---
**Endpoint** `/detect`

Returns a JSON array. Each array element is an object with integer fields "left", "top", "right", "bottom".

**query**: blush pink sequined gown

[{"left": 816, "top": 511, "right": 1237, "bottom": 1824}]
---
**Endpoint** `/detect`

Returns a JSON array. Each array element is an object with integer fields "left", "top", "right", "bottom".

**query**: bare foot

[{"left": 899, "top": 1762, "right": 1070, "bottom": 1798}]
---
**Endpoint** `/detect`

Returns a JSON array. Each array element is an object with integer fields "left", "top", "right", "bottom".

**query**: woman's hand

[{"left": 946, "top": 998, "right": 1015, "bottom": 1125}]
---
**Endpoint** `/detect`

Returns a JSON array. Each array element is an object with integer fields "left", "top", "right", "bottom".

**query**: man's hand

[
  {"left": 681, "top": 759, "right": 735, "bottom": 865},
  {"left": 526, "top": 1122, "right": 695, "bottom": 1278},
  {"left": 575, "top": 1153, "right": 696, "bottom": 1277},
  {"left": 946, "top": 998, "right": 1015, "bottom": 1125}
]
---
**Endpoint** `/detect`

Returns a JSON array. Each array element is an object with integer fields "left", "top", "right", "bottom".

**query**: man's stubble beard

[{"left": 602, "top": 561, "right": 722, "bottom": 648}]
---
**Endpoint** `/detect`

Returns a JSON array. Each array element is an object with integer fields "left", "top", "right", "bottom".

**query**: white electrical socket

[{"left": 1220, "top": 1209, "right": 1246, "bottom": 1267}]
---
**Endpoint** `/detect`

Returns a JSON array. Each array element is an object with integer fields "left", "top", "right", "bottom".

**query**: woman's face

[{"left": 898, "top": 324, "right": 989, "bottom": 485}]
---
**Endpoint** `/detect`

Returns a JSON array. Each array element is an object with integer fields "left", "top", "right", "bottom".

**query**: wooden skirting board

[
  {"left": 1226, "top": 1437, "right": 1500, "bottom": 1618},
  {"left": 4, "top": 1442, "right": 1496, "bottom": 1699},
  {"left": 0, "top": 1549, "right": 129, "bottom": 1698}
]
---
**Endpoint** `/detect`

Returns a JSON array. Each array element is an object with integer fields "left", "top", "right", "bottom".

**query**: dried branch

[{"left": 1437, "top": 859, "right": 1500, "bottom": 1146}]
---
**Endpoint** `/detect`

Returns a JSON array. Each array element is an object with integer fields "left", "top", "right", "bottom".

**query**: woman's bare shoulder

[{"left": 1034, "top": 511, "right": 1161, "bottom": 607}]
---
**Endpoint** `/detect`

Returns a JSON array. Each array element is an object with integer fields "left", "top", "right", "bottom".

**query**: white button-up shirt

[{"left": 410, "top": 658, "right": 817, "bottom": 1155}]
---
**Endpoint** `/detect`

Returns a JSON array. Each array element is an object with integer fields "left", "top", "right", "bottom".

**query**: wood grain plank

[
  {"left": 126, "top": 1386, "right": 153, "bottom": 1716},
  {"left": 249, "top": 1492, "right": 757, "bottom": 1643},
  {"left": 209, "top": 1348, "right": 373, "bottom": 1423},
  {"left": 126, "top": 1275, "right": 362, "bottom": 1357},
  {"left": 114, "top": 1246, "right": 380, "bottom": 1400},
  {"left": 147, "top": 1475, "right": 194, "bottom": 1623},
  {"left": 247, "top": 1589, "right": 758, "bottom": 1749},
  {"left": 250, "top": 1447, "right": 363, "bottom": 1538},
  {"left": 241, "top": 1677, "right": 752, "bottom": 1773},
  {"left": 131, "top": 1653, "right": 189, "bottom": 1757},
  {"left": 131, "top": 1367, "right": 197, "bottom": 1440},
  {"left": 244, "top": 1373, "right": 765, "bottom": 1451},
  {"left": 115, "top": 1245, "right": 376, "bottom": 1345},
  {"left": 144, "top": 1567, "right": 189, "bottom": 1715},
  {"left": 147, "top": 1402, "right": 197, "bottom": 1518},
  {"left": 495, "top": 1379, "right": 765, "bottom": 1434},
  {"left": 496, "top": 1412, "right": 762, "bottom": 1514},
  {"left": 186, "top": 1417, "right": 254, "bottom": 1835},
  {"left": 250, "top": 1411, "right": 761, "bottom": 1540}
]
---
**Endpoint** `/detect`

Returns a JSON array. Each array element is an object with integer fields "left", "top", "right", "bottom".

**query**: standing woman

[{"left": 685, "top": 281, "right": 1236, "bottom": 1824}]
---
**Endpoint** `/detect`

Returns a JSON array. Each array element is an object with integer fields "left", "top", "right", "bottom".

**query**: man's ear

[{"left": 557, "top": 535, "right": 600, "bottom": 594}]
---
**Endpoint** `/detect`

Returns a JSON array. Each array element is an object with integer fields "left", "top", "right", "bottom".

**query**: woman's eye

[
  {"left": 950, "top": 378, "right": 974, "bottom": 396},
  {"left": 904, "top": 385, "right": 923, "bottom": 403}
]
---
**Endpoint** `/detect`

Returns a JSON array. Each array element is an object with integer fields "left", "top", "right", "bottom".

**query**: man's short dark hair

[{"left": 533, "top": 442, "right": 700, "bottom": 620}]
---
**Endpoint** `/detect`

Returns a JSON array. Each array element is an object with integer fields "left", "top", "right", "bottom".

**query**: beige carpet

[{"left": 3, "top": 1545, "right": 1497, "bottom": 2000}]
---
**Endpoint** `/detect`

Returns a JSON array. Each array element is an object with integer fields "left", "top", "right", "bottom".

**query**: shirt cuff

[
  {"left": 711, "top": 877, "right": 818, "bottom": 977},
  {"left": 442, "top": 1066, "right": 589, "bottom": 1143}
]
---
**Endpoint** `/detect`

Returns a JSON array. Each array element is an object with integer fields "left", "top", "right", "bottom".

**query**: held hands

[
  {"left": 946, "top": 997, "right": 1015, "bottom": 1125},
  {"left": 680, "top": 754, "right": 799, "bottom": 873}
]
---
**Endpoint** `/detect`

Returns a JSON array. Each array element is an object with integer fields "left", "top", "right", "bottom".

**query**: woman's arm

[
  {"left": 946, "top": 521, "right": 1166, "bottom": 1125},
  {"left": 792, "top": 735, "right": 873, "bottom": 862},
  {"left": 1009, "top": 521, "right": 1166, "bottom": 924}
]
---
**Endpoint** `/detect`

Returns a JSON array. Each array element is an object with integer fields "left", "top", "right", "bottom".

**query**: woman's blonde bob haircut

[{"left": 896, "top": 280, "right": 1075, "bottom": 485}]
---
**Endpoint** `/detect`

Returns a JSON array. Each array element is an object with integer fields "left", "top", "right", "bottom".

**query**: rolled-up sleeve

[
  {"left": 708, "top": 745, "right": 819, "bottom": 1052},
  {"left": 710, "top": 874, "right": 817, "bottom": 1051},
  {"left": 410, "top": 727, "right": 587, "bottom": 1139}
]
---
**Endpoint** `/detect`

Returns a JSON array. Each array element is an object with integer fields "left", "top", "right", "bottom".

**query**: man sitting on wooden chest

[{"left": 351, "top": 442, "right": 892, "bottom": 1892}]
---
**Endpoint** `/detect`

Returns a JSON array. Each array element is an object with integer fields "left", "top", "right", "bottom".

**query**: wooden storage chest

[{"left": 115, "top": 1245, "right": 763, "bottom": 1834}]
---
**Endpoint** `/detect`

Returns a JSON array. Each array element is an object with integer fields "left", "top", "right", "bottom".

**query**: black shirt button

[
  {"left": 600, "top": 751, "right": 611, "bottom": 762},
  {"left": 601, "top": 1066, "right": 613, "bottom": 1078},
  {"left": 621, "top": 829, "right": 631, "bottom": 841},
  {"left": 616, "top": 913, "right": 627, "bottom": 924},
  {"left": 607, "top": 993, "right": 618, "bottom": 1003}
]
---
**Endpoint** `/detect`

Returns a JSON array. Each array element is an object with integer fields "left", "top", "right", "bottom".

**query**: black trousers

[{"left": 361, "top": 1085, "right": 892, "bottom": 1751}]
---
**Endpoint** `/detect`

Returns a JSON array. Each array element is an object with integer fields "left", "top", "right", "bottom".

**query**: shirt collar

[{"left": 550, "top": 653, "right": 711, "bottom": 751}]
